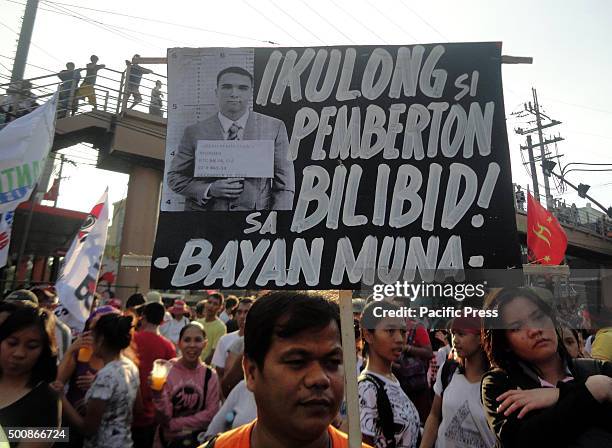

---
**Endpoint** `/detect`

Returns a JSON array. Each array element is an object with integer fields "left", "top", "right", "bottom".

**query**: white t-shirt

[
  {"left": 83, "top": 357, "right": 140, "bottom": 448},
  {"left": 160, "top": 316, "right": 190, "bottom": 346},
  {"left": 205, "top": 379, "right": 257, "bottom": 436},
  {"left": 436, "top": 345, "right": 452, "bottom": 369},
  {"left": 211, "top": 330, "right": 241, "bottom": 369},
  {"left": 219, "top": 310, "right": 231, "bottom": 323},
  {"left": 433, "top": 366, "right": 496, "bottom": 448},
  {"left": 358, "top": 370, "right": 420, "bottom": 448}
]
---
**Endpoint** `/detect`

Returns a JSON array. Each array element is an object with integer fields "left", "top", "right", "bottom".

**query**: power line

[
  {"left": 542, "top": 96, "right": 612, "bottom": 116},
  {"left": 267, "top": 0, "right": 327, "bottom": 45},
  {"left": 40, "top": 1, "right": 163, "bottom": 51},
  {"left": 22, "top": 0, "right": 186, "bottom": 47},
  {"left": 0, "top": 19, "right": 63, "bottom": 63},
  {"left": 363, "top": 0, "right": 417, "bottom": 42},
  {"left": 0, "top": 60, "right": 12, "bottom": 73},
  {"left": 39, "top": 0, "right": 279, "bottom": 45},
  {"left": 329, "top": 0, "right": 388, "bottom": 43},
  {"left": 297, "top": 0, "right": 356, "bottom": 44},
  {"left": 57, "top": 149, "right": 98, "bottom": 161},
  {"left": 565, "top": 162, "right": 612, "bottom": 167},
  {"left": 0, "top": 53, "right": 57, "bottom": 73},
  {"left": 240, "top": 0, "right": 301, "bottom": 45},
  {"left": 565, "top": 130, "right": 612, "bottom": 141},
  {"left": 41, "top": 1, "right": 155, "bottom": 50},
  {"left": 39, "top": 1, "right": 188, "bottom": 48},
  {"left": 398, "top": 0, "right": 448, "bottom": 41}
]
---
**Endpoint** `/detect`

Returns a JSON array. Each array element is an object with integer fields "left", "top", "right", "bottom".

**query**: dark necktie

[{"left": 228, "top": 122, "right": 241, "bottom": 140}]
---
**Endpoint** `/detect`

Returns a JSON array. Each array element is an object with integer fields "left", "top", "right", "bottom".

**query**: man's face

[
  {"left": 216, "top": 72, "right": 252, "bottom": 118},
  {"left": 204, "top": 296, "right": 222, "bottom": 318},
  {"left": 235, "top": 302, "right": 252, "bottom": 333},
  {"left": 244, "top": 321, "right": 344, "bottom": 444}
]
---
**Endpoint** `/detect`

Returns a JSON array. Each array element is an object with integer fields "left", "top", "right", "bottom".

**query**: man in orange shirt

[{"left": 200, "top": 291, "right": 371, "bottom": 448}]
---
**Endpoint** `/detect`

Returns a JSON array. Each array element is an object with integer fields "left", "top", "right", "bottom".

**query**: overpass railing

[
  {"left": 0, "top": 65, "right": 167, "bottom": 128},
  {"left": 513, "top": 183, "right": 612, "bottom": 240}
]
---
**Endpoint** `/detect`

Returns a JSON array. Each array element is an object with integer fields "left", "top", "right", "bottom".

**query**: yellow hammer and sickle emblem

[{"left": 533, "top": 223, "right": 552, "bottom": 247}]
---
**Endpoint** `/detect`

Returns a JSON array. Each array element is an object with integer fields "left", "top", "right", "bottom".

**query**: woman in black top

[
  {"left": 0, "top": 301, "right": 61, "bottom": 447},
  {"left": 481, "top": 287, "right": 612, "bottom": 448}
]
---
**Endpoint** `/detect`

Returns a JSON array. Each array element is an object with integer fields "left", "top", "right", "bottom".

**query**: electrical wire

[
  {"left": 297, "top": 0, "right": 356, "bottom": 44},
  {"left": 40, "top": 1, "right": 164, "bottom": 51},
  {"left": 0, "top": 53, "right": 58, "bottom": 73},
  {"left": 240, "top": 0, "right": 301, "bottom": 45},
  {"left": 39, "top": 0, "right": 280, "bottom": 45},
  {"left": 0, "top": 19, "right": 63, "bottom": 64},
  {"left": 0, "top": 60, "right": 12, "bottom": 73},
  {"left": 329, "top": 0, "right": 388, "bottom": 43},
  {"left": 363, "top": 0, "right": 417, "bottom": 42},
  {"left": 33, "top": 0, "right": 185, "bottom": 48},
  {"left": 565, "top": 130, "right": 612, "bottom": 141},
  {"left": 267, "top": 0, "right": 327, "bottom": 46},
  {"left": 564, "top": 162, "right": 612, "bottom": 166},
  {"left": 542, "top": 96, "right": 612, "bottom": 116},
  {"left": 398, "top": 0, "right": 448, "bottom": 41}
]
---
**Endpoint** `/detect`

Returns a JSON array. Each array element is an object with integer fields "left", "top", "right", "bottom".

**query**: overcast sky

[{"left": 1, "top": 0, "right": 611, "bottom": 215}]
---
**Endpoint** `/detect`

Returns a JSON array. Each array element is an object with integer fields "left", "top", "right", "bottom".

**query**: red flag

[
  {"left": 527, "top": 193, "right": 567, "bottom": 264},
  {"left": 43, "top": 178, "right": 60, "bottom": 202}
]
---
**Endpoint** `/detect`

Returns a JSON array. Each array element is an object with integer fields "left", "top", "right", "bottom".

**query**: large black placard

[{"left": 151, "top": 42, "right": 521, "bottom": 290}]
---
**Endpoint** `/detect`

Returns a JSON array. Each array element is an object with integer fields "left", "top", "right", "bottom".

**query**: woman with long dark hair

[
  {"left": 53, "top": 313, "right": 140, "bottom": 447},
  {"left": 55, "top": 305, "right": 120, "bottom": 447},
  {"left": 481, "top": 287, "right": 612, "bottom": 448},
  {"left": 359, "top": 300, "right": 420, "bottom": 448},
  {"left": 0, "top": 301, "right": 60, "bottom": 448},
  {"left": 559, "top": 325, "right": 584, "bottom": 359},
  {"left": 421, "top": 316, "right": 495, "bottom": 448}
]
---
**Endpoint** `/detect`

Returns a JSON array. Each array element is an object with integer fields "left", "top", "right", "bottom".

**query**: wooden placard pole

[{"left": 339, "top": 290, "right": 361, "bottom": 448}]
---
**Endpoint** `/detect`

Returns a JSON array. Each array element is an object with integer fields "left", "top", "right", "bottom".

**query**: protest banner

[
  {"left": 152, "top": 43, "right": 522, "bottom": 290},
  {"left": 0, "top": 94, "right": 57, "bottom": 267},
  {"left": 55, "top": 189, "right": 109, "bottom": 334}
]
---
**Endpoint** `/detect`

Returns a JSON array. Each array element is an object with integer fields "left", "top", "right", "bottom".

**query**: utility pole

[
  {"left": 515, "top": 87, "right": 564, "bottom": 210},
  {"left": 54, "top": 154, "right": 65, "bottom": 207},
  {"left": 10, "top": 0, "right": 40, "bottom": 82},
  {"left": 525, "top": 135, "right": 540, "bottom": 201},
  {"left": 532, "top": 88, "right": 553, "bottom": 210}
]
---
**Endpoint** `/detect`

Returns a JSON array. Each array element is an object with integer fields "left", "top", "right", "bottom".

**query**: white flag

[
  {"left": 55, "top": 189, "right": 109, "bottom": 334},
  {"left": 0, "top": 93, "right": 58, "bottom": 267},
  {"left": 0, "top": 93, "right": 58, "bottom": 213}
]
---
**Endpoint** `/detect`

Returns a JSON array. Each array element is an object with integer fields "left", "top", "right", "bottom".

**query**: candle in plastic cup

[
  {"left": 77, "top": 346, "right": 93, "bottom": 363},
  {"left": 151, "top": 359, "right": 171, "bottom": 391},
  {"left": 151, "top": 376, "right": 166, "bottom": 391}
]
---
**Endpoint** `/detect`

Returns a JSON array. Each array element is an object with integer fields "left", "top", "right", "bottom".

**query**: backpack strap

[
  {"left": 440, "top": 360, "right": 459, "bottom": 397},
  {"left": 440, "top": 359, "right": 459, "bottom": 418},
  {"left": 201, "top": 366, "right": 212, "bottom": 411},
  {"left": 200, "top": 435, "right": 217, "bottom": 447},
  {"left": 358, "top": 373, "right": 396, "bottom": 448}
]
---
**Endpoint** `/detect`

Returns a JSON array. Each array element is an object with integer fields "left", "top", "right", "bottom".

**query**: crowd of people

[{"left": 0, "top": 286, "right": 610, "bottom": 448}]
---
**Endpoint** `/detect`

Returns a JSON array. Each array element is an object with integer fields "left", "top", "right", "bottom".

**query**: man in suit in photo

[{"left": 167, "top": 66, "right": 295, "bottom": 211}]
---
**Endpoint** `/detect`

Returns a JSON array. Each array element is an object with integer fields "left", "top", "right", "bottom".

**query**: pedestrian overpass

[{"left": 2, "top": 64, "right": 167, "bottom": 295}]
